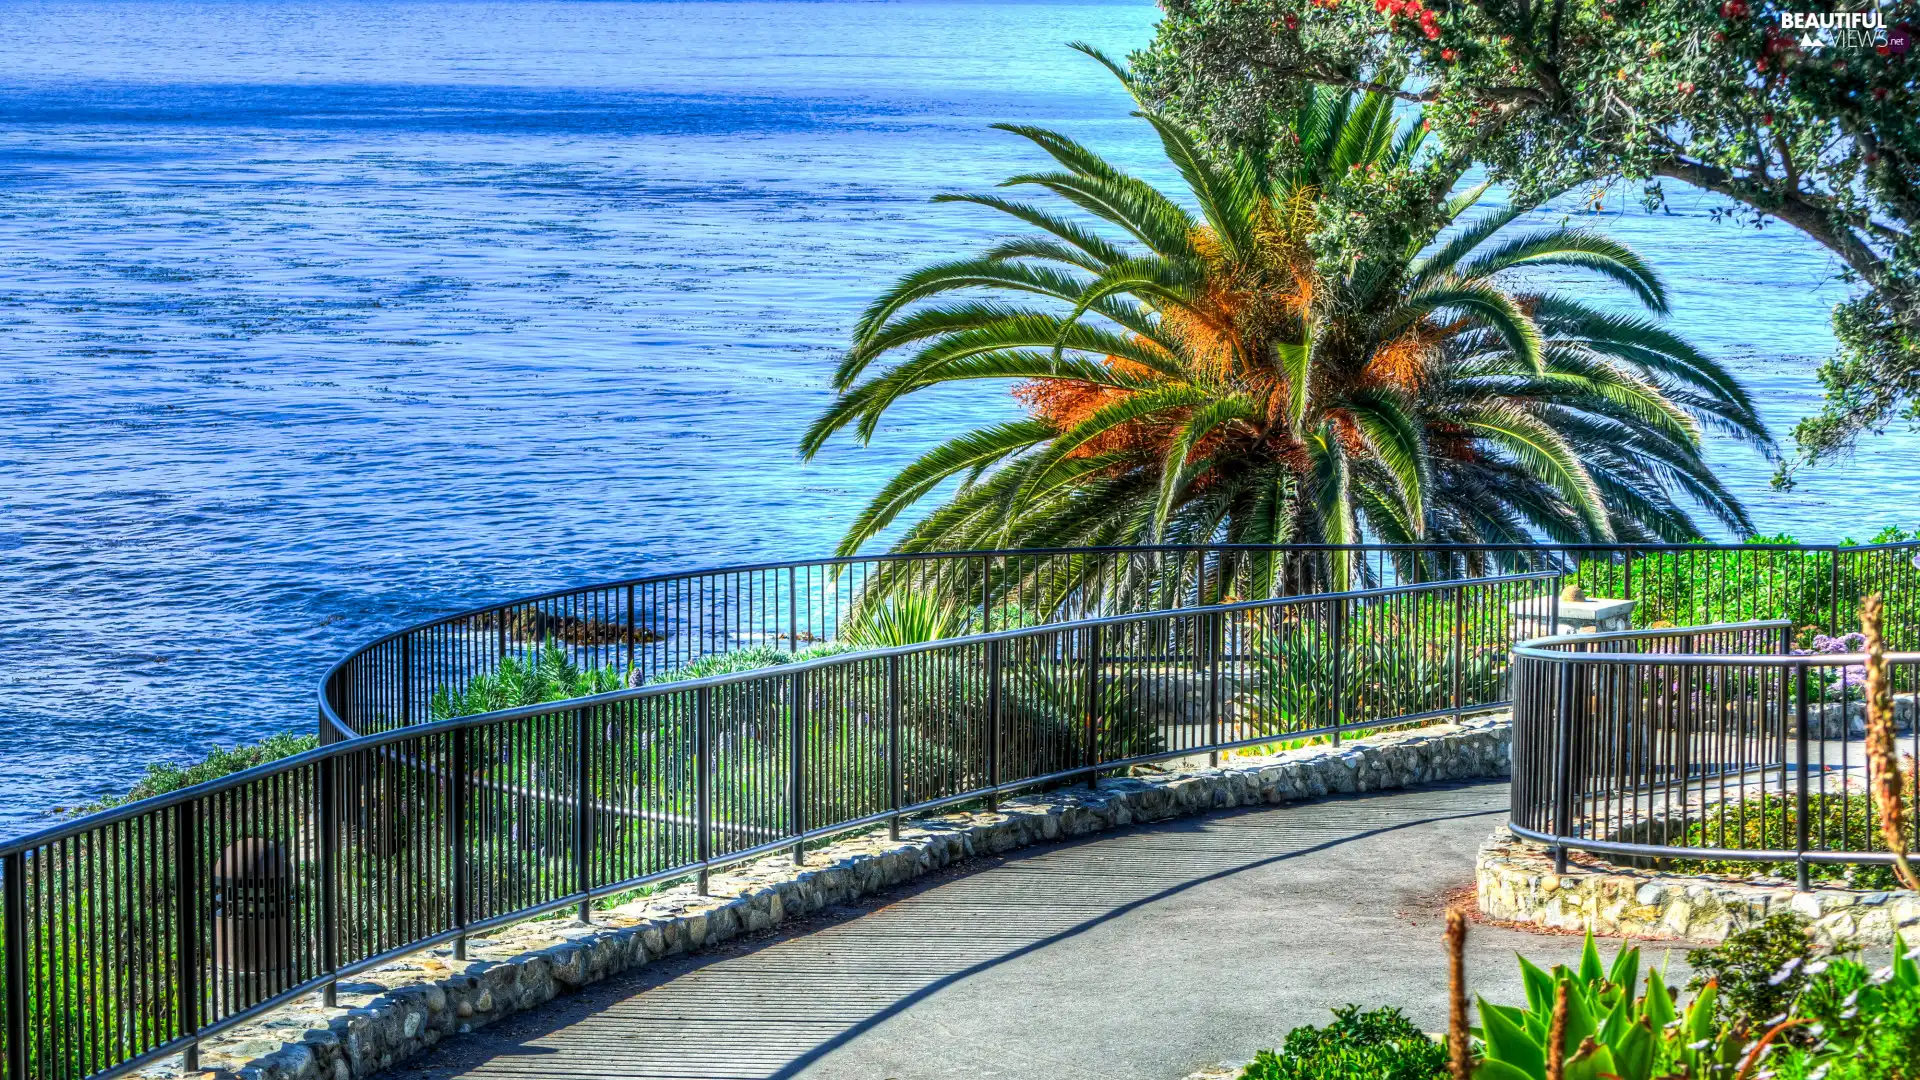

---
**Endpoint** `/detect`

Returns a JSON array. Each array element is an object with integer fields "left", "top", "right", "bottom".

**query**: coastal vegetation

[
  {"left": 1133, "top": 0, "right": 1919, "bottom": 484},
  {"left": 1236, "top": 920, "right": 1920, "bottom": 1079},
  {"left": 804, "top": 50, "right": 1769, "bottom": 576}
]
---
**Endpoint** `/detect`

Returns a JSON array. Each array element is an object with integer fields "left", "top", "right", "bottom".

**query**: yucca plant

[
  {"left": 803, "top": 47, "right": 1768, "bottom": 587},
  {"left": 1474, "top": 933, "right": 1732, "bottom": 1080}
]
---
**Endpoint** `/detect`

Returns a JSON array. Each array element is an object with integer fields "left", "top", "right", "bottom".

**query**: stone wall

[
  {"left": 1477, "top": 827, "right": 1920, "bottom": 945},
  {"left": 155, "top": 716, "right": 1512, "bottom": 1080}
]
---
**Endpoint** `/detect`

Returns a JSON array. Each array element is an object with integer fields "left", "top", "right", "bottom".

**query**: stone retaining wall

[
  {"left": 1476, "top": 827, "right": 1920, "bottom": 945},
  {"left": 156, "top": 716, "right": 1512, "bottom": 1080}
]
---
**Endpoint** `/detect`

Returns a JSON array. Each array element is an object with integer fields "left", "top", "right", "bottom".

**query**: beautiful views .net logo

[{"left": 1777, "top": 9, "right": 1909, "bottom": 52}]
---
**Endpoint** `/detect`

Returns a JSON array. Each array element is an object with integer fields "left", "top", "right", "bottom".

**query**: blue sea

[{"left": 0, "top": 0, "right": 1914, "bottom": 835}]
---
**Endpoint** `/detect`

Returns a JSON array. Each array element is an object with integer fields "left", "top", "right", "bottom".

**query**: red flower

[
  {"left": 1677, "top": 81, "right": 1694, "bottom": 95},
  {"left": 1720, "top": 0, "right": 1747, "bottom": 17},
  {"left": 1285, "top": 13, "right": 1299, "bottom": 29},
  {"left": 1424, "top": 22, "right": 1441, "bottom": 38},
  {"left": 1761, "top": 112, "right": 1774, "bottom": 125},
  {"left": 1441, "top": 47, "right": 1457, "bottom": 60}
]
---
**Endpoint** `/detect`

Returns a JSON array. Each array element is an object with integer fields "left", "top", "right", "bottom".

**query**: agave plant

[{"left": 803, "top": 47, "right": 1769, "bottom": 587}]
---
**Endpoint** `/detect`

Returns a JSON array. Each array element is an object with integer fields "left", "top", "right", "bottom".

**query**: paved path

[{"left": 404, "top": 782, "right": 1689, "bottom": 1080}]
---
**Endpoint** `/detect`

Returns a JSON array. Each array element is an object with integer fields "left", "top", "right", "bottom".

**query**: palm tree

[{"left": 801, "top": 48, "right": 1770, "bottom": 587}]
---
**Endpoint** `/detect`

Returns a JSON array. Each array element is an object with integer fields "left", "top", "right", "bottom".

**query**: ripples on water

[{"left": 0, "top": 0, "right": 1913, "bottom": 833}]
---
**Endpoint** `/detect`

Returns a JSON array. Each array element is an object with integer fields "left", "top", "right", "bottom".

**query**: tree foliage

[{"left": 1134, "top": 0, "right": 1920, "bottom": 479}]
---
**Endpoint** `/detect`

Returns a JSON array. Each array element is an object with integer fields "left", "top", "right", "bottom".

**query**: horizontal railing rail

[
  {"left": 2, "top": 566, "right": 1564, "bottom": 1080},
  {"left": 1510, "top": 617, "right": 1920, "bottom": 889}
]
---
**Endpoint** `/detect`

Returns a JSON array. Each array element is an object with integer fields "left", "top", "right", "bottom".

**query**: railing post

[
  {"left": 1552, "top": 658, "right": 1575, "bottom": 875},
  {"left": 1330, "top": 600, "right": 1346, "bottom": 746},
  {"left": 175, "top": 799, "right": 201, "bottom": 1073},
  {"left": 1084, "top": 624, "right": 1102, "bottom": 789},
  {"left": 626, "top": 583, "right": 637, "bottom": 676},
  {"left": 888, "top": 655, "right": 903, "bottom": 841},
  {"left": 1452, "top": 585, "right": 1466, "bottom": 724},
  {"left": 788, "top": 567, "right": 798, "bottom": 654},
  {"left": 986, "top": 638, "right": 1003, "bottom": 811},
  {"left": 791, "top": 670, "right": 806, "bottom": 864},
  {"left": 447, "top": 729, "right": 469, "bottom": 962},
  {"left": 319, "top": 754, "right": 341, "bottom": 997},
  {"left": 1207, "top": 610, "right": 1223, "bottom": 767},
  {"left": 697, "top": 686, "right": 712, "bottom": 895},
  {"left": 1795, "top": 663, "right": 1811, "bottom": 892},
  {"left": 575, "top": 707, "right": 593, "bottom": 923},
  {"left": 5, "top": 851, "right": 27, "bottom": 1080}
]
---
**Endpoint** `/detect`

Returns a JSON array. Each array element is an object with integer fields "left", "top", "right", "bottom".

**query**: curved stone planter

[{"left": 1476, "top": 827, "right": 1920, "bottom": 946}]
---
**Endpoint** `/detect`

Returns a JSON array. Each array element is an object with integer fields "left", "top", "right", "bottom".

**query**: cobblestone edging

[
  {"left": 157, "top": 716, "right": 1512, "bottom": 1080},
  {"left": 1476, "top": 827, "right": 1920, "bottom": 945}
]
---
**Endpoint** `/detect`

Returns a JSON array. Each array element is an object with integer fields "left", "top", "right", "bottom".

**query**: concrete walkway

[{"left": 402, "top": 782, "right": 1690, "bottom": 1080}]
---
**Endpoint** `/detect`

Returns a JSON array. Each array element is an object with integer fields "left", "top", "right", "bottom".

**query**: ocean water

[{"left": 0, "top": 0, "right": 1913, "bottom": 835}]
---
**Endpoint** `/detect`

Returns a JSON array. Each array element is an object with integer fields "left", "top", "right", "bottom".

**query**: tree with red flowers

[{"left": 1135, "top": 0, "right": 1919, "bottom": 481}]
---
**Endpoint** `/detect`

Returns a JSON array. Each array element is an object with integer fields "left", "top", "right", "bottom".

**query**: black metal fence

[
  {"left": 319, "top": 540, "right": 1920, "bottom": 743},
  {"left": 9, "top": 538, "right": 1920, "bottom": 1080},
  {"left": 1511, "top": 620, "right": 1920, "bottom": 887},
  {"left": 0, "top": 564, "right": 1559, "bottom": 1080}
]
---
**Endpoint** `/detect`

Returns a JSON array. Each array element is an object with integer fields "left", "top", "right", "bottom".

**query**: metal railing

[
  {"left": 1511, "top": 619, "right": 1920, "bottom": 887},
  {"left": 7, "top": 537, "right": 1919, "bottom": 1080},
  {"left": 317, "top": 540, "right": 1920, "bottom": 744},
  {"left": 0, "top": 561, "right": 1561, "bottom": 1080}
]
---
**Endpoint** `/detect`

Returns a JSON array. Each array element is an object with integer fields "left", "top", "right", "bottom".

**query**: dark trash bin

[{"left": 212, "top": 838, "right": 291, "bottom": 977}]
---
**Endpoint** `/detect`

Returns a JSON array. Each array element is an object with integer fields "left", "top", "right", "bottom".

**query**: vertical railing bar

[
  {"left": 791, "top": 669, "right": 806, "bottom": 864},
  {"left": 986, "top": 639, "right": 1003, "bottom": 811},
  {"left": 1084, "top": 624, "right": 1101, "bottom": 789},
  {"left": 1207, "top": 610, "right": 1222, "bottom": 767},
  {"left": 174, "top": 798, "right": 200, "bottom": 1073},
  {"left": 888, "top": 655, "right": 902, "bottom": 841},
  {"left": 448, "top": 727, "right": 469, "bottom": 960},
  {"left": 4, "top": 851, "right": 25, "bottom": 1080},
  {"left": 697, "top": 686, "right": 712, "bottom": 895},
  {"left": 318, "top": 752, "right": 340, "bottom": 1003},
  {"left": 1552, "top": 657, "right": 1575, "bottom": 875},
  {"left": 1795, "top": 662, "right": 1811, "bottom": 892}
]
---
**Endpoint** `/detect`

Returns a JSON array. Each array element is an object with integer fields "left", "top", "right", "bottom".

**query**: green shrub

[
  {"left": 646, "top": 642, "right": 857, "bottom": 684},
  {"left": 1768, "top": 941, "right": 1920, "bottom": 1079},
  {"left": 1237, "top": 1006, "right": 1445, "bottom": 1080},
  {"left": 1684, "top": 914, "right": 1818, "bottom": 1037},
  {"left": 82, "top": 730, "right": 319, "bottom": 812},
  {"left": 1664, "top": 791, "right": 1918, "bottom": 890},
  {"left": 430, "top": 639, "right": 627, "bottom": 718}
]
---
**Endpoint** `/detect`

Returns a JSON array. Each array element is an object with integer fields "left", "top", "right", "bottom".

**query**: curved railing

[
  {"left": 1511, "top": 616, "right": 1920, "bottom": 887},
  {"left": 5, "top": 538, "right": 1919, "bottom": 1080}
]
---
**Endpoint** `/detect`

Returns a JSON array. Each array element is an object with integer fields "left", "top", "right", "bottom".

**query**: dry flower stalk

[
  {"left": 1445, "top": 907, "right": 1471, "bottom": 1080},
  {"left": 1861, "top": 593, "right": 1920, "bottom": 892},
  {"left": 1545, "top": 981, "right": 1568, "bottom": 1080}
]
